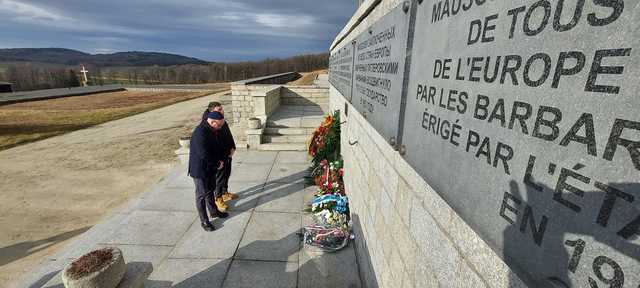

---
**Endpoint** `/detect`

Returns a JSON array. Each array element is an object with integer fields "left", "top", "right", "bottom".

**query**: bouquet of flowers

[
  {"left": 311, "top": 194, "right": 349, "bottom": 213},
  {"left": 308, "top": 111, "right": 341, "bottom": 168},
  {"left": 314, "top": 159, "right": 345, "bottom": 195},
  {"left": 303, "top": 225, "right": 352, "bottom": 251},
  {"left": 312, "top": 209, "right": 349, "bottom": 228},
  {"left": 310, "top": 194, "right": 350, "bottom": 228}
]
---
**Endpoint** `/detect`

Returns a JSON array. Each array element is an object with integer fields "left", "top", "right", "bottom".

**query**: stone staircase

[{"left": 259, "top": 105, "right": 327, "bottom": 151}]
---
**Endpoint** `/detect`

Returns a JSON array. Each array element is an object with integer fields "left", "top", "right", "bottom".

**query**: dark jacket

[
  {"left": 202, "top": 109, "right": 236, "bottom": 156},
  {"left": 188, "top": 121, "right": 225, "bottom": 179}
]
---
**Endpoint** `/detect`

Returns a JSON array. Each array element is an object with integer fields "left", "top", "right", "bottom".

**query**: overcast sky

[{"left": 0, "top": 0, "right": 356, "bottom": 62}]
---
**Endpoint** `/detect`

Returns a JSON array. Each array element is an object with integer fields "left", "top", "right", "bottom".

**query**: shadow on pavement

[
  {"left": 0, "top": 226, "right": 90, "bottom": 268},
  {"left": 146, "top": 231, "right": 361, "bottom": 288}
]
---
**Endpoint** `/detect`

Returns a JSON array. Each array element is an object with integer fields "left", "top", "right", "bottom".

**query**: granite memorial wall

[
  {"left": 330, "top": 0, "right": 639, "bottom": 286},
  {"left": 351, "top": 4, "right": 411, "bottom": 140}
]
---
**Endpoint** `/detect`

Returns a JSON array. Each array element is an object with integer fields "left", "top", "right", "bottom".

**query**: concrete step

[
  {"left": 263, "top": 135, "right": 309, "bottom": 143},
  {"left": 258, "top": 143, "right": 307, "bottom": 151},
  {"left": 266, "top": 123, "right": 321, "bottom": 129},
  {"left": 266, "top": 116, "right": 325, "bottom": 129},
  {"left": 264, "top": 127, "right": 316, "bottom": 135}
]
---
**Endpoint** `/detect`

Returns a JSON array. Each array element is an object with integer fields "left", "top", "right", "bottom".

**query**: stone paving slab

[
  {"left": 138, "top": 187, "right": 195, "bottom": 212},
  {"left": 105, "top": 210, "right": 197, "bottom": 246},
  {"left": 298, "top": 245, "right": 362, "bottom": 288},
  {"left": 165, "top": 176, "right": 193, "bottom": 189},
  {"left": 235, "top": 211, "right": 302, "bottom": 262},
  {"left": 226, "top": 180, "right": 265, "bottom": 213},
  {"left": 229, "top": 163, "right": 272, "bottom": 183},
  {"left": 54, "top": 212, "right": 130, "bottom": 260},
  {"left": 232, "top": 151, "right": 277, "bottom": 164},
  {"left": 275, "top": 151, "right": 310, "bottom": 164},
  {"left": 20, "top": 258, "right": 73, "bottom": 288},
  {"left": 222, "top": 260, "right": 298, "bottom": 288},
  {"left": 267, "top": 162, "right": 310, "bottom": 183},
  {"left": 94, "top": 244, "right": 174, "bottom": 267},
  {"left": 146, "top": 258, "right": 230, "bottom": 288},
  {"left": 169, "top": 211, "right": 252, "bottom": 259},
  {"left": 20, "top": 151, "right": 362, "bottom": 288},
  {"left": 256, "top": 182, "right": 306, "bottom": 213}
]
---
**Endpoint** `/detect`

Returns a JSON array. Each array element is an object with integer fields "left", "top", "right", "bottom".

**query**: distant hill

[{"left": 0, "top": 48, "right": 209, "bottom": 67}]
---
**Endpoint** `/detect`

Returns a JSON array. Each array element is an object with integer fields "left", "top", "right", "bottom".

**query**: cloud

[
  {"left": 0, "top": 0, "right": 357, "bottom": 61},
  {"left": 0, "top": 0, "right": 146, "bottom": 35},
  {"left": 94, "top": 48, "right": 115, "bottom": 54},
  {"left": 0, "top": 0, "right": 67, "bottom": 21},
  {"left": 255, "top": 13, "right": 314, "bottom": 29}
]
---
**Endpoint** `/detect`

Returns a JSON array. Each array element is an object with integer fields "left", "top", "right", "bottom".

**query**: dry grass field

[{"left": 0, "top": 89, "right": 226, "bottom": 150}]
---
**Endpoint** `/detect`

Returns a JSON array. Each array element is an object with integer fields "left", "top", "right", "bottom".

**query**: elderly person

[
  {"left": 188, "top": 111, "right": 229, "bottom": 231},
  {"left": 202, "top": 102, "right": 238, "bottom": 213}
]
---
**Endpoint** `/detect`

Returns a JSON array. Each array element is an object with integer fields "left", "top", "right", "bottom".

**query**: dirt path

[
  {"left": 288, "top": 69, "right": 327, "bottom": 85},
  {"left": 0, "top": 91, "right": 229, "bottom": 286}
]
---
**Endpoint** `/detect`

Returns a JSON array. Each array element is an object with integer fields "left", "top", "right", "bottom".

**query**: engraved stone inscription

[
  {"left": 329, "top": 43, "right": 354, "bottom": 100},
  {"left": 352, "top": 4, "right": 410, "bottom": 142},
  {"left": 402, "top": 0, "right": 640, "bottom": 286}
]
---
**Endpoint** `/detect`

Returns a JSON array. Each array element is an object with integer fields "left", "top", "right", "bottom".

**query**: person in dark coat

[
  {"left": 188, "top": 111, "right": 229, "bottom": 231},
  {"left": 201, "top": 102, "right": 238, "bottom": 212}
]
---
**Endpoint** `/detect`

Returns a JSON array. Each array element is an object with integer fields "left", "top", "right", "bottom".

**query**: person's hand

[
  {"left": 230, "top": 149, "right": 236, "bottom": 157},
  {"left": 218, "top": 160, "right": 224, "bottom": 170}
]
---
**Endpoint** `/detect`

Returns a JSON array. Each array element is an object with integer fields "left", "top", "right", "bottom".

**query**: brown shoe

[
  {"left": 215, "top": 197, "right": 228, "bottom": 212},
  {"left": 222, "top": 192, "right": 239, "bottom": 201}
]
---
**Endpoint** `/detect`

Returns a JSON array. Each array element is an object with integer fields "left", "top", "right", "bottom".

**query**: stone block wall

[
  {"left": 280, "top": 86, "right": 329, "bottom": 107},
  {"left": 329, "top": 1, "right": 527, "bottom": 286},
  {"left": 265, "top": 86, "right": 281, "bottom": 116},
  {"left": 231, "top": 84, "right": 283, "bottom": 127},
  {"left": 330, "top": 88, "right": 526, "bottom": 288},
  {"left": 231, "top": 84, "right": 280, "bottom": 127},
  {"left": 230, "top": 84, "right": 253, "bottom": 128}
]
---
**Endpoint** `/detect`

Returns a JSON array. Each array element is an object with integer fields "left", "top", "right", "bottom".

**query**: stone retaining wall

[
  {"left": 231, "top": 84, "right": 281, "bottom": 128},
  {"left": 265, "top": 86, "right": 281, "bottom": 116}
]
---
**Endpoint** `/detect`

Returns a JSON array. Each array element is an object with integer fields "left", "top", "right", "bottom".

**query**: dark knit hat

[{"left": 207, "top": 111, "right": 224, "bottom": 120}]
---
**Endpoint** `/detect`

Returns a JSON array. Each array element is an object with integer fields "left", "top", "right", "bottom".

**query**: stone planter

[
  {"left": 248, "top": 118, "right": 261, "bottom": 129},
  {"left": 178, "top": 137, "right": 190, "bottom": 148},
  {"left": 62, "top": 247, "right": 126, "bottom": 288}
]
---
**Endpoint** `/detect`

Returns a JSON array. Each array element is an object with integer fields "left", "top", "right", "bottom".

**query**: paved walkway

[{"left": 21, "top": 151, "right": 361, "bottom": 288}]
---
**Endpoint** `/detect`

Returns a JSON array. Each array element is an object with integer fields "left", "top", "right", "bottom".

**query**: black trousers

[
  {"left": 215, "top": 157, "right": 232, "bottom": 197},
  {"left": 193, "top": 177, "right": 219, "bottom": 225}
]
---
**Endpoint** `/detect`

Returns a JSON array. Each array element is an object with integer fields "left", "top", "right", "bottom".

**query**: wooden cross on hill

[{"left": 80, "top": 66, "right": 89, "bottom": 86}]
